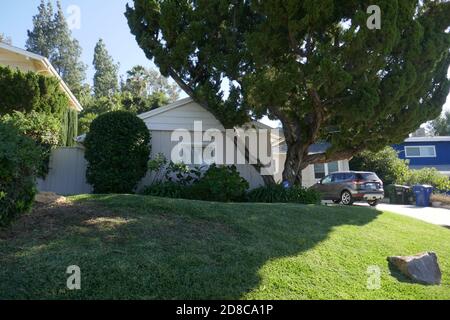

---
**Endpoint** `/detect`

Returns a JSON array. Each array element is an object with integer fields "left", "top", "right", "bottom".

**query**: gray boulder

[{"left": 388, "top": 252, "right": 442, "bottom": 285}]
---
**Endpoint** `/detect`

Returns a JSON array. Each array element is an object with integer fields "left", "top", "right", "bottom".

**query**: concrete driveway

[{"left": 357, "top": 203, "right": 450, "bottom": 227}]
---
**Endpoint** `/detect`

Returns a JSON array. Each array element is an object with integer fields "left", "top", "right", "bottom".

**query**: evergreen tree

[
  {"left": 93, "top": 39, "right": 119, "bottom": 97},
  {"left": 26, "top": 0, "right": 86, "bottom": 97},
  {"left": 122, "top": 65, "right": 179, "bottom": 102},
  {"left": 26, "top": 0, "right": 54, "bottom": 57},
  {"left": 51, "top": 1, "right": 86, "bottom": 96},
  {"left": 127, "top": 0, "right": 450, "bottom": 185},
  {"left": 429, "top": 111, "right": 450, "bottom": 136}
]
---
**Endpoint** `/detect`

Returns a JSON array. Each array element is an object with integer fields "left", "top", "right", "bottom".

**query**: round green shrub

[
  {"left": 84, "top": 111, "right": 151, "bottom": 194},
  {"left": 0, "top": 122, "right": 41, "bottom": 226}
]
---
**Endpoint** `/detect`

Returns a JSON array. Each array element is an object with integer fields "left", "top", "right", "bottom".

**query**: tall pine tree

[
  {"left": 93, "top": 39, "right": 119, "bottom": 97},
  {"left": 26, "top": 0, "right": 86, "bottom": 98}
]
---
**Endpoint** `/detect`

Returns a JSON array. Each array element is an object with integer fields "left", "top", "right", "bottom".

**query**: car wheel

[
  {"left": 341, "top": 191, "right": 353, "bottom": 206},
  {"left": 332, "top": 200, "right": 341, "bottom": 204},
  {"left": 368, "top": 200, "right": 378, "bottom": 207}
]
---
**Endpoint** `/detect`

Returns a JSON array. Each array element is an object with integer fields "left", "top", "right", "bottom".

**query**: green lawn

[{"left": 0, "top": 194, "right": 449, "bottom": 300}]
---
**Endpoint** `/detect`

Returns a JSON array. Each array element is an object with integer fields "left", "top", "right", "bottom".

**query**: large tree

[
  {"left": 428, "top": 110, "right": 450, "bottom": 136},
  {"left": 27, "top": 0, "right": 86, "bottom": 97},
  {"left": 93, "top": 39, "right": 119, "bottom": 97},
  {"left": 126, "top": 0, "right": 450, "bottom": 185},
  {"left": 121, "top": 65, "right": 180, "bottom": 102}
]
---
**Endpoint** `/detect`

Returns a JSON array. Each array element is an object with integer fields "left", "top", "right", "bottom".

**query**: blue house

[{"left": 393, "top": 136, "right": 450, "bottom": 177}]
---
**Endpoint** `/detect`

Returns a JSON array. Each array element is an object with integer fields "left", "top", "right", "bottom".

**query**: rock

[
  {"left": 388, "top": 252, "right": 442, "bottom": 285},
  {"left": 35, "top": 192, "right": 67, "bottom": 204}
]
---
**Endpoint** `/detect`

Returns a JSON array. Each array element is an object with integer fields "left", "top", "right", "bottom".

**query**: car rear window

[{"left": 356, "top": 173, "right": 379, "bottom": 181}]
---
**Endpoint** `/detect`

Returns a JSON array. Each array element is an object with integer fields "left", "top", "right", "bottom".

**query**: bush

[
  {"left": 142, "top": 181, "right": 187, "bottom": 199},
  {"left": 350, "top": 147, "right": 409, "bottom": 185},
  {"left": 84, "top": 111, "right": 151, "bottom": 193},
  {"left": 431, "top": 193, "right": 450, "bottom": 206},
  {"left": 0, "top": 122, "right": 41, "bottom": 226},
  {"left": 0, "top": 65, "right": 69, "bottom": 116},
  {"left": 247, "top": 184, "right": 322, "bottom": 204},
  {"left": 399, "top": 168, "right": 450, "bottom": 191},
  {"left": 1, "top": 111, "right": 62, "bottom": 177},
  {"left": 189, "top": 165, "right": 249, "bottom": 202}
]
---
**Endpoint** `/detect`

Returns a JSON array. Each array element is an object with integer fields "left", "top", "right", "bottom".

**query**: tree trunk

[{"left": 282, "top": 142, "right": 306, "bottom": 186}]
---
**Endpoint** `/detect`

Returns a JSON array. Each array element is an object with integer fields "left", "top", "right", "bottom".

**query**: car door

[
  {"left": 318, "top": 175, "right": 334, "bottom": 199},
  {"left": 329, "top": 173, "right": 344, "bottom": 200}
]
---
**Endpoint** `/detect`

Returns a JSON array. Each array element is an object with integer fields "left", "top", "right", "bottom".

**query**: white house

[{"left": 137, "top": 97, "right": 350, "bottom": 189}]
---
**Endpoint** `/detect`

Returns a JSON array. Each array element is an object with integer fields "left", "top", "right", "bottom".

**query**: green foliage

[
  {"left": 350, "top": 147, "right": 410, "bottom": 185},
  {"left": 1, "top": 111, "right": 62, "bottom": 177},
  {"left": 126, "top": 0, "right": 450, "bottom": 184},
  {"left": 428, "top": 111, "right": 450, "bottom": 136},
  {"left": 84, "top": 111, "right": 151, "bottom": 194},
  {"left": 0, "top": 65, "right": 69, "bottom": 116},
  {"left": 121, "top": 65, "right": 180, "bottom": 103},
  {"left": 0, "top": 122, "right": 40, "bottom": 226},
  {"left": 247, "top": 184, "right": 322, "bottom": 204},
  {"left": 27, "top": 0, "right": 86, "bottom": 96},
  {"left": 141, "top": 181, "right": 186, "bottom": 199},
  {"left": 77, "top": 112, "right": 98, "bottom": 135},
  {"left": 189, "top": 165, "right": 249, "bottom": 202},
  {"left": 399, "top": 168, "right": 450, "bottom": 191},
  {"left": 93, "top": 39, "right": 119, "bottom": 98}
]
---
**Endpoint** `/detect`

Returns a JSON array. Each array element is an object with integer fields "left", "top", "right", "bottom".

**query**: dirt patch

[
  {"left": 35, "top": 192, "right": 68, "bottom": 205},
  {"left": 0, "top": 199, "right": 121, "bottom": 240}
]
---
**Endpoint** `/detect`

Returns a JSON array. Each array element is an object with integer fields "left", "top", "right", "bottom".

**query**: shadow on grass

[{"left": 0, "top": 195, "right": 381, "bottom": 299}]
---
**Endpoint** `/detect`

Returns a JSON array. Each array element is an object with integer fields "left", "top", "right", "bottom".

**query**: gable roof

[{"left": 0, "top": 42, "right": 83, "bottom": 112}]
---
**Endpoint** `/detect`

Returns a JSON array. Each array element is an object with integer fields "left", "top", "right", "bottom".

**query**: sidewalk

[{"left": 371, "top": 203, "right": 450, "bottom": 227}]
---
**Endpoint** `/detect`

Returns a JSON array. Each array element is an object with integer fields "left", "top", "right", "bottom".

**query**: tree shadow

[{"left": 0, "top": 195, "right": 381, "bottom": 299}]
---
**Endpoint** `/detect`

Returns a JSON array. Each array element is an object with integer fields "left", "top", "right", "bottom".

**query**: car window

[
  {"left": 333, "top": 173, "right": 343, "bottom": 182},
  {"left": 322, "top": 175, "right": 332, "bottom": 184},
  {"left": 357, "top": 173, "right": 379, "bottom": 181}
]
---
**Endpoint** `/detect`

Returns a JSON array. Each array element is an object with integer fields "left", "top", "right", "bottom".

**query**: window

[
  {"left": 314, "top": 162, "right": 341, "bottom": 180},
  {"left": 314, "top": 164, "right": 326, "bottom": 179},
  {"left": 405, "top": 146, "right": 436, "bottom": 158},
  {"left": 328, "top": 162, "right": 339, "bottom": 173}
]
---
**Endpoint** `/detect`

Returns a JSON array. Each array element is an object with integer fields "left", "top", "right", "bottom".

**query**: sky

[{"left": 0, "top": 0, "right": 448, "bottom": 124}]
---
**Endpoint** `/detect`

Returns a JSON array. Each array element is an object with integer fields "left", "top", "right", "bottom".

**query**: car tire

[
  {"left": 368, "top": 200, "right": 378, "bottom": 207},
  {"left": 341, "top": 191, "right": 354, "bottom": 206}
]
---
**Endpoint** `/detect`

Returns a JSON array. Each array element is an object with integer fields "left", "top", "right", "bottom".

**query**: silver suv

[{"left": 311, "top": 171, "right": 384, "bottom": 206}]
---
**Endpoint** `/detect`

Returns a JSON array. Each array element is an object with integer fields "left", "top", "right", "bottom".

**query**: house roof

[
  {"left": 405, "top": 136, "right": 450, "bottom": 143},
  {"left": 0, "top": 42, "right": 83, "bottom": 112}
]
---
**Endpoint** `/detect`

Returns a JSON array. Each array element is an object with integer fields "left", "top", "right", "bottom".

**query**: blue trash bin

[{"left": 412, "top": 185, "right": 434, "bottom": 207}]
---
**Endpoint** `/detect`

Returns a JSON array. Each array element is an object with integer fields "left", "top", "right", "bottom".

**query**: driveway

[{"left": 360, "top": 203, "right": 450, "bottom": 227}]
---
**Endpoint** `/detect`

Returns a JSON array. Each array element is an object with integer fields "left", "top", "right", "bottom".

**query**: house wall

[
  {"left": 393, "top": 141, "right": 450, "bottom": 166},
  {"left": 138, "top": 130, "right": 265, "bottom": 190},
  {"left": 273, "top": 153, "right": 350, "bottom": 188},
  {"left": 142, "top": 101, "right": 225, "bottom": 131}
]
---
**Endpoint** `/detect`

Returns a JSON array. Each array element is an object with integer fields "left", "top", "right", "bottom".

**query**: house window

[
  {"left": 314, "top": 162, "right": 340, "bottom": 180},
  {"left": 405, "top": 146, "right": 436, "bottom": 158}
]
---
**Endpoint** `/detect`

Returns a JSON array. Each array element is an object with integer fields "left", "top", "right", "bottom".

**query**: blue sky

[
  {"left": 0, "top": 0, "right": 154, "bottom": 84},
  {"left": 0, "top": 0, "right": 448, "bottom": 119}
]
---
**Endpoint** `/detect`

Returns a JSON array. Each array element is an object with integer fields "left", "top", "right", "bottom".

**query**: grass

[{"left": 0, "top": 194, "right": 449, "bottom": 300}]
